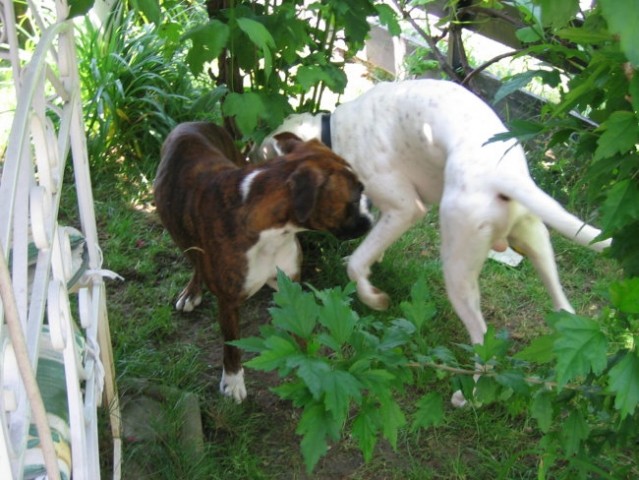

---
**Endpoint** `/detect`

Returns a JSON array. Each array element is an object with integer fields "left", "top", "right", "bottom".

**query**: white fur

[
  {"left": 265, "top": 79, "right": 611, "bottom": 405},
  {"left": 243, "top": 224, "right": 305, "bottom": 297},
  {"left": 220, "top": 367, "right": 246, "bottom": 403},
  {"left": 240, "top": 169, "right": 263, "bottom": 201}
]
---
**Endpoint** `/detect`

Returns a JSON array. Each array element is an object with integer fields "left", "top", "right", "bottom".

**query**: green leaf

[
  {"left": 378, "top": 396, "right": 406, "bottom": 449},
  {"left": 183, "top": 20, "right": 230, "bottom": 74},
  {"left": 68, "top": 0, "right": 95, "bottom": 18},
  {"left": 474, "top": 376, "right": 501, "bottom": 404},
  {"left": 244, "top": 335, "right": 300, "bottom": 372},
  {"left": 400, "top": 276, "right": 436, "bottom": 330},
  {"left": 553, "top": 313, "right": 608, "bottom": 387},
  {"left": 296, "top": 66, "right": 334, "bottom": 92},
  {"left": 375, "top": 4, "right": 401, "bottom": 36},
  {"left": 316, "top": 287, "right": 358, "bottom": 345},
  {"left": 516, "top": 26, "right": 544, "bottom": 43},
  {"left": 594, "top": 112, "right": 639, "bottom": 161},
  {"left": 474, "top": 326, "right": 511, "bottom": 363},
  {"left": 291, "top": 357, "right": 331, "bottom": 400},
  {"left": 229, "top": 335, "right": 265, "bottom": 353},
  {"left": 600, "top": 0, "right": 639, "bottom": 67},
  {"left": 132, "top": 0, "right": 161, "bottom": 25},
  {"left": 236, "top": 17, "right": 276, "bottom": 79},
  {"left": 379, "top": 319, "right": 415, "bottom": 351},
  {"left": 222, "top": 92, "right": 266, "bottom": 135},
  {"left": 411, "top": 392, "right": 444, "bottom": 431},
  {"left": 531, "top": 390, "right": 553, "bottom": 433},
  {"left": 494, "top": 71, "right": 540, "bottom": 104},
  {"left": 599, "top": 179, "right": 639, "bottom": 234},
  {"left": 560, "top": 410, "right": 589, "bottom": 456},
  {"left": 296, "top": 403, "right": 341, "bottom": 472},
  {"left": 538, "top": 0, "right": 579, "bottom": 28},
  {"left": 607, "top": 350, "right": 639, "bottom": 418},
  {"left": 352, "top": 405, "right": 379, "bottom": 462},
  {"left": 494, "top": 370, "right": 530, "bottom": 395},
  {"left": 610, "top": 278, "right": 639, "bottom": 314},
  {"left": 270, "top": 271, "right": 319, "bottom": 340},
  {"left": 515, "top": 333, "right": 557, "bottom": 363},
  {"left": 322, "top": 370, "right": 362, "bottom": 422}
]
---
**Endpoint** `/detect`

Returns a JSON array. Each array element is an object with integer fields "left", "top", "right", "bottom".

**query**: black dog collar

[{"left": 320, "top": 113, "right": 332, "bottom": 149}]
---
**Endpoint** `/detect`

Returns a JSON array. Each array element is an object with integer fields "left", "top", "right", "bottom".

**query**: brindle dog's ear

[
  {"left": 274, "top": 132, "right": 304, "bottom": 155},
  {"left": 287, "top": 164, "right": 325, "bottom": 223}
]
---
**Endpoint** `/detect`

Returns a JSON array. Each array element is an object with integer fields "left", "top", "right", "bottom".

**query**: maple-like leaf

[
  {"left": 607, "top": 350, "right": 639, "bottom": 418},
  {"left": 594, "top": 112, "right": 639, "bottom": 161},
  {"left": 552, "top": 313, "right": 608, "bottom": 387}
]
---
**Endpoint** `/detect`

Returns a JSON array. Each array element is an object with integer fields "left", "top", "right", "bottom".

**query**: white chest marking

[{"left": 243, "top": 224, "right": 304, "bottom": 297}]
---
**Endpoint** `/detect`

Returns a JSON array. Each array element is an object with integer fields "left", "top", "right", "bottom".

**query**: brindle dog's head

[{"left": 273, "top": 134, "right": 374, "bottom": 240}]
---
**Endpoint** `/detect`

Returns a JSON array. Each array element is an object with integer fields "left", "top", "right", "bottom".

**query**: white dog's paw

[
  {"left": 220, "top": 368, "right": 247, "bottom": 404},
  {"left": 175, "top": 291, "right": 202, "bottom": 312},
  {"left": 356, "top": 280, "right": 390, "bottom": 311},
  {"left": 451, "top": 390, "right": 468, "bottom": 408}
]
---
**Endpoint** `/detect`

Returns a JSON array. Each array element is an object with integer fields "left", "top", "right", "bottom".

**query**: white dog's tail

[{"left": 494, "top": 175, "right": 611, "bottom": 252}]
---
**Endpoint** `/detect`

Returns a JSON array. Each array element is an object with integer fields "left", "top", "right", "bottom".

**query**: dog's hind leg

[
  {"left": 439, "top": 199, "right": 495, "bottom": 407},
  {"left": 175, "top": 270, "right": 203, "bottom": 312},
  {"left": 508, "top": 214, "right": 573, "bottom": 313}
]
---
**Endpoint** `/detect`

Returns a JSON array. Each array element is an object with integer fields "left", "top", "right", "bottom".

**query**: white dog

[{"left": 262, "top": 79, "right": 611, "bottom": 405}]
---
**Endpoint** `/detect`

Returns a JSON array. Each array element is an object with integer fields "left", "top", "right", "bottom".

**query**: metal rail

[{"left": 0, "top": 1, "right": 121, "bottom": 478}]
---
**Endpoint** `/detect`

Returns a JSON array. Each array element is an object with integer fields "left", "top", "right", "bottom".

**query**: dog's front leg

[
  {"left": 218, "top": 299, "right": 247, "bottom": 403},
  {"left": 348, "top": 205, "right": 425, "bottom": 310}
]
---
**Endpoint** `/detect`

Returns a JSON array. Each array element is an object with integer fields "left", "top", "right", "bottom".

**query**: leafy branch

[{"left": 234, "top": 272, "right": 639, "bottom": 474}]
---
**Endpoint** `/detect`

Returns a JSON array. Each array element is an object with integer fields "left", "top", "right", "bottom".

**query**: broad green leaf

[
  {"left": 553, "top": 313, "right": 608, "bottom": 387},
  {"left": 609, "top": 278, "right": 639, "bottom": 314},
  {"left": 296, "top": 66, "right": 334, "bottom": 92},
  {"left": 516, "top": 27, "right": 544, "bottom": 43},
  {"left": 474, "top": 376, "right": 501, "bottom": 404},
  {"left": 321, "top": 370, "right": 362, "bottom": 422},
  {"left": 515, "top": 333, "right": 557, "bottom": 363},
  {"left": 352, "top": 405, "right": 378, "bottom": 462},
  {"left": 531, "top": 390, "right": 553, "bottom": 433},
  {"left": 316, "top": 287, "right": 358, "bottom": 345},
  {"left": 296, "top": 403, "right": 340, "bottom": 472},
  {"left": 378, "top": 396, "right": 406, "bottom": 449},
  {"left": 607, "top": 350, "right": 639, "bottom": 418},
  {"left": 599, "top": 179, "right": 639, "bottom": 234},
  {"left": 291, "top": 357, "right": 331, "bottom": 400},
  {"left": 560, "top": 410, "right": 589, "bottom": 456},
  {"left": 68, "top": 0, "right": 95, "bottom": 18},
  {"left": 494, "top": 71, "right": 540, "bottom": 104},
  {"left": 183, "top": 20, "right": 230, "bottom": 75},
  {"left": 400, "top": 276, "right": 436, "bottom": 330},
  {"left": 594, "top": 112, "right": 639, "bottom": 161},
  {"left": 494, "top": 370, "right": 530, "bottom": 395},
  {"left": 236, "top": 17, "right": 275, "bottom": 79},
  {"left": 132, "top": 0, "right": 161, "bottom": 25},
  {"left": 555, "top": 27, "right": 613, "bottom": 45},
  {"left": 379, "top": 319, "right": 416, "bottom": 351},
  {"left": 375, "top": 4, "right": 401, "bottom": 36},
  {"left": 244, "top": 336, "right": 300, "bottom": 372},
  {"left": 412, "top": 392, "right": 444, "bottom": 431},
  {"left": 229, "top": 335, "right": 265, "bottom": 353},
  {"left": 538, "top": 0, "right": 579, "bottom": 28},
  {"left": 222, "top": 92, "right": 265, "bottom": 135},
  {"left": 474, "top": 326, "right": 511, "bottom": 363},
  {"left": 600, "top": 0, "right": 639, "bottom": 67},
  {"left": 270, "top": 271, "right": 319, "bottom": 340}
]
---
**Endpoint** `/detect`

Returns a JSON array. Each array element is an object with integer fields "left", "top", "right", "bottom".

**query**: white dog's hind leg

[
  {"left": 508, "top": 214, "right": 574, "bottom": 313},
  {"left": 440, "top": 200, "right": 495, "bottom": 407},
  {"left": 348, "top": 203, "right": 426, "bottom": 310}
]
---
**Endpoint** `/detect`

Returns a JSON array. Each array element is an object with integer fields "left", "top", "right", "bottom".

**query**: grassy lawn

[{"left": 86, "top": 164, "right": 626, "bottom": 479}]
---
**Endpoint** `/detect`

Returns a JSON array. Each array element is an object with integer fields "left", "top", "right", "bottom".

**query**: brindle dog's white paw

[
  {"left": 220, "top": 368, "right": 247, "bottom": 404},
  {"left": 175, "top": 291, "right": 202, "bottom": 312},
  {"left": 451, "top": 390, "right": 468, "bottom": 408}
]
